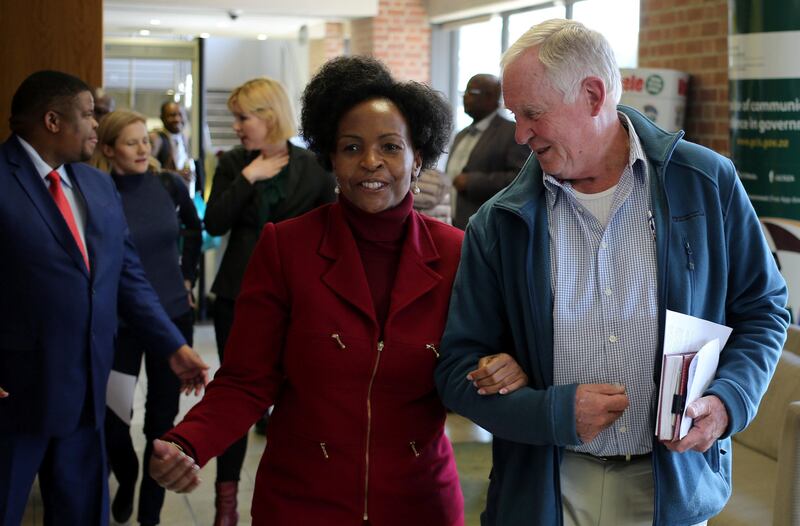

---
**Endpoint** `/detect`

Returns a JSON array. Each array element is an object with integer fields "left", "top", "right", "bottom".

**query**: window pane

[
  {"left": 572, "top": 0, "right": 639, "bottom": 68},
  {"left": 507, "top": 5, "right": 568, "bottom": 46},
  {"left": 455, "top": 17, "right": 503, "bottom": 130}
]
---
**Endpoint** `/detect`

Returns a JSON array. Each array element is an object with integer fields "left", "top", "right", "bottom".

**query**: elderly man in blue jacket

[{"left": 436, "top": 19, "right": 789, "bottom": 526}]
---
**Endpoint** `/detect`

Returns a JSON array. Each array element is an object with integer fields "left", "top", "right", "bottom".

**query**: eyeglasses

[{"left": 462, "top": 88, "right": 483, "bottom": 96}]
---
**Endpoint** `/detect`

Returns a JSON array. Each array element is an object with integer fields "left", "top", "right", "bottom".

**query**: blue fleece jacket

[{"left": 435, "top": 106, "right": 789, "bottom": 526}]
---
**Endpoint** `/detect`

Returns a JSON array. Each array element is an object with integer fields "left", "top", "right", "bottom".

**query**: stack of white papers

[{"left": 655, "top": 310, "right": 732, "bottom": 441}]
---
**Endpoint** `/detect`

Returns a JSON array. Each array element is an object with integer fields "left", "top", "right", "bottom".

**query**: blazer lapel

[
  {"left": 7, "top": 139, "right": 90, "bottom": 277},
  {"left": 282, "top": 143, "right": 302, "bottom": 202},
  {"left": 67, "top": 164, "right": 100, "bottom": 278},
  {"left": 387, "top": 211, "right": 442, "bottom": 319},
  {"left": 466, "top": 114, "right": 502, "bottom": 168},
  {"left": 319, "top": 204, "right": 377, "bottom": 323},
  {"left": 445, "top": 129, "right": 469, "bottom": 172}
]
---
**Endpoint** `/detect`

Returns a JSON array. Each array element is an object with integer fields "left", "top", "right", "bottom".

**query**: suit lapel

[
  {"left": 319, "top": 204, "right": 377, "bottom": 323},
  {"left": 273, "top": 143, "right": 300, "bottom": 218},
  {"left": 67, "top": 164, "right": 98, "bottom": 278},
  {"left": 6, "top": 138, "right": 90, "bottom": 277},
  {"left": 387, "top": 211, "right": 442, "bottom": 319},
  {"left": 446, "top": 129, "right": 469, "bottom": 172},
  {"left": 465, "top": 114, "right": 502, "bottom": 168}
]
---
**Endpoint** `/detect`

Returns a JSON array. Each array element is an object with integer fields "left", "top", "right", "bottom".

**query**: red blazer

[{"left": 166, "top": 202, "right": 465, "bottom": 525}]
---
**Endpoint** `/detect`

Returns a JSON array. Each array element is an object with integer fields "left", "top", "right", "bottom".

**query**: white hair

[{"left": 501, "top": 19, "right": 622, "bottom": 105}]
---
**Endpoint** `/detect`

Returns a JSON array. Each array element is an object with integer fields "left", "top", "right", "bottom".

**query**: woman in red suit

[{"left": 150, "top": 56, "right": 528, "bottom": 525}]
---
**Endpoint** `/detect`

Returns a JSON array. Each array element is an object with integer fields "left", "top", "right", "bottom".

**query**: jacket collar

[
  {"left": 491, "top": 105, "right": 684, "bottom": 217},
  {"left": 318, "top": 202, "right": 442, "bottom": 326}
]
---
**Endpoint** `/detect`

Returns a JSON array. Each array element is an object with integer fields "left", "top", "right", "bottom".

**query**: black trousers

[
  {"left": 105, "top": 309, "right": 194, "bottom": 525},
  {"left": 213, "top": 297, "right": 249, "bottom": 482}
]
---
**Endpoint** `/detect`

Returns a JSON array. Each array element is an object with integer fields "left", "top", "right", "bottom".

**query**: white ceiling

[{"left": 104, "top": 0, "right": 378, "bottom": 39}]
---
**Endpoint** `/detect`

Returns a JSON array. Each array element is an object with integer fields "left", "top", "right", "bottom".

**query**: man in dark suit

[
  {"left": 150, "top": 101, "right": 195, "bottom": 195},
  {"left": 446, "top": 73, "right": 530, "bottom": 229},
  {"left": 0, "top": 70, "right": 208, "bottom": 525}
]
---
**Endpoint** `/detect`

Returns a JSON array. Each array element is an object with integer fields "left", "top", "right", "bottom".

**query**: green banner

[{"left": 729, "top": 1, "right": 800, "bottom": 220}]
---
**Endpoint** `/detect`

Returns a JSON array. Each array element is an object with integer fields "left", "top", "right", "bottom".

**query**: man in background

[
  {"left": 150, "top": 101, "right": 196, "bottom": 195},
  {"left": 92, "top": 86, "right": 116, "bottom": 121},
  {"left": 446, "top": 73, "right": 529, "bottom": 229},
  {"left": 0, "top": 70, "right": 208, "bottom": 525}
]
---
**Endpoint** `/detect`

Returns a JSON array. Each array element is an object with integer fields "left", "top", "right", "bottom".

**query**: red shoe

[{"left": 214, "top": 481, "right": 239, "bottom": 526}]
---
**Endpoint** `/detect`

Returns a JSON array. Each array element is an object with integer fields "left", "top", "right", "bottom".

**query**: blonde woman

[
  {"left": 202, "top": 77, "right": 335, "bottom": 525},
  {"left": 89, "top": 110, "right": 202, "bottom": 526}
]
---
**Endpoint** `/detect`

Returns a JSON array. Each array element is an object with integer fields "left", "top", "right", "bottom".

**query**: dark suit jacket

[
  {"left": 205, "top": 143, "right": 336, "bottom": 301},
  {"left": 446, "top": 114, "right": 530, "bottom": 229},
  {"left": 151, "top": 128, "right": 188, "bottom": 172},
  {"left": 0, "top": 136, "right": 185, "bottom": 436}
]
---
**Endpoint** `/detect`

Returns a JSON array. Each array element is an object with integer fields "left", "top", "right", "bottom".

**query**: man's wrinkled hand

[
  {"left": 663, "top": 395, "right": 728, "bottom": 453},
  {"left": 467, "top": 353, "right": 529, "bottom": 395},
  {"left": 168, "top": 345, "right": 209, "bottom": 396},
  {"left": 575, "top": 383, "right": 629, "bottom": 444},
  {"left": 149, "top": 439, "right": 201, "bottom": 494}
]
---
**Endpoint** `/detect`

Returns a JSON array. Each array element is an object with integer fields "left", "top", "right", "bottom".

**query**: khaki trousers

[{"left": 560, "top": 450, "right": 708, "bottom": 526}]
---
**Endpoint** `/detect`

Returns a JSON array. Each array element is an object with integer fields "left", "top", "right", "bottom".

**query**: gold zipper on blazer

[
  {"left": 426, "top": 343, "right": 439, "bottom": 358},
  {"left": 319, "top": 442, "right": 329, "bottom": 459},
  {"left": 363, "top": 340, "right": 384, "bottom": 521},
  {"left": 409, "top": 441, "right": 420, "bottom": 457},
  {"left": 331, "top": 333, "right": 346, "bottom": 349}
]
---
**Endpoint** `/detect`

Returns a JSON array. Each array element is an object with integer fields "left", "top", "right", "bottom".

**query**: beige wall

[{"left": 0, "top": 0, "right": 103, "bottom": 139}]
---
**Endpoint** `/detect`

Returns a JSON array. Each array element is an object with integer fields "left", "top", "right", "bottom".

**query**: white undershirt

[{"left": 571, "top": 184, "right": 618, "bottom": 227}]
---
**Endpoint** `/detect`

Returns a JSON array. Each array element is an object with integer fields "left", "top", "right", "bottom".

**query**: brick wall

[
  {"left": 638, "top": 0, "right": 730, "bottom": 155},
  {"left": 350, "top": 0, "right": 431, "bottom": 82},
  {"left": 324, "top": 22, "right": 346, "bottom": 58},
  {"left": 351, "top": 18, "right": 375, "bottom": 58},
  {"left": 309, "top": 23, "right": 347, "bottom": 76}
]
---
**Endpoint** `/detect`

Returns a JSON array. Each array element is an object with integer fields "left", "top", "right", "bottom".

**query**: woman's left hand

[
  {"left": 466, "top": 353, "right": 529, "bottom": 395},
  {"left": 184, "top": 280, "right": 196, "bottom": 309}
]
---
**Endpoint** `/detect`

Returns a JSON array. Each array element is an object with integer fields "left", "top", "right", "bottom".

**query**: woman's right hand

[
  {"left": 466, "top": 353, "right": 529, "bottom": 395},
  {"left": 149, "top": 439, "right": 202, "bottom": 493},
  {"left": 241, "top": 152, "right": 289, "bottom": 184}
]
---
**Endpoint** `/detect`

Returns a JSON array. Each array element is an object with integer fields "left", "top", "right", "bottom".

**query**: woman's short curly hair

[{"left": 301, "top": 56, "right": 452, "bottom": 171}]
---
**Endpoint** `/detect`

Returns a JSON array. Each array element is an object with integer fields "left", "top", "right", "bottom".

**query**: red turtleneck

[{"left": 338, "top": 192, "right": 414, "bottom": 332}]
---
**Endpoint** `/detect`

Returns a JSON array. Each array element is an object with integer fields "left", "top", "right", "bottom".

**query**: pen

[{"left": 647, "top": 210, "right": 656, "bottom": 241}]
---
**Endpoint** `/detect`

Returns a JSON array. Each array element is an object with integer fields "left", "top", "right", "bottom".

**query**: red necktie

[{"left": 47, "top": 170, "right": 90, "bottom": 270}]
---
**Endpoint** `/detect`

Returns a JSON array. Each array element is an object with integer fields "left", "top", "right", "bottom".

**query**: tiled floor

[{"left": 22, "top": 324, "right": 493, "bottom": 525}]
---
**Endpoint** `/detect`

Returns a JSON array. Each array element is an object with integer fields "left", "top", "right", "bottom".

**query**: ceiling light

[
  {"left": 257, "top": 34, "right": 268, "bottom": 41},
  {"left": 199, "top": 33, "right": 210, "bottom": 39},
  {"left": 139, "top": 29, "right": 151, "bottom": 36},
  {"left": 150, "top": 19, "right": 161, "bottom": 25}
]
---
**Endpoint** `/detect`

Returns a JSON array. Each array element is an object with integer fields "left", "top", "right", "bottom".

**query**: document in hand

[{"left": 655, "top": 311, "right": 733, "bottom": 441}]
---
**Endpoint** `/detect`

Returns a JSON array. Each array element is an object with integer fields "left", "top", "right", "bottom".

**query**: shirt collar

[
  {"left": 16, "top": 135, "right": 72, "bottom": 188},
  {"left": 619, "top": 111, "right": 647, "bottom": 181},
  {"left": 543, "top": 111, "right": 648, "bottom": 209},
  {"left": 471, "top": 110, "right": 497, "bottom": 133}
]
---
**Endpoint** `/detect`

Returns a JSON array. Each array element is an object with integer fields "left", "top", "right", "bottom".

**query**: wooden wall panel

[{"left": 0, "top": 0, "right": 103, "bottom": 139}]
